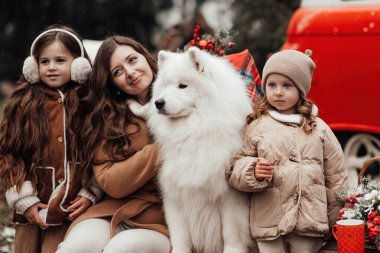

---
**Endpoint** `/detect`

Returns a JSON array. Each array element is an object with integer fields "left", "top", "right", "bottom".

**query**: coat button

[
  {"left": 57, "top": 178, "right": 64, "bottom": 183},
  {"left": 293, "top": 193, "right": 299, "bottom": 201},
  {"left": 57, "top": 136, "right": 63, "bottom": 143}
]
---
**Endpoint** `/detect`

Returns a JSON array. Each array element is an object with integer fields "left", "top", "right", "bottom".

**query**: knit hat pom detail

[{"left": 304, "top": 49, "right": 312, "bottom": 57}]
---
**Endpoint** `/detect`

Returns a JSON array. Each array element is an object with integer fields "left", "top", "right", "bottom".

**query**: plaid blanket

[{"left": 225, "top": 49, "right": 263, "bottom": 106}]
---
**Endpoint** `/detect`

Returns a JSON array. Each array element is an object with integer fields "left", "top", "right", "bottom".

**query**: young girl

[
  {"left": 0, "top": 25, "right": 99, "bottom": 253},
  {"left": 56, "top": 35, "right": 170, "bottom": 253},
  {"left": 226, "top": 49, "right": 348, "bottom": 253}
]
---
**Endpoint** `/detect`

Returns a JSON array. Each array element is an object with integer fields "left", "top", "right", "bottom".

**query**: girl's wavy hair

[
  {"left": 251, "top": 92, "right": 317, "bottom": 134},
  {"left": 0, "top": 24, "right": 91, "bottom": 191},
  {"left": 81, "top": 35, "right": 157, "bottom": 172}
]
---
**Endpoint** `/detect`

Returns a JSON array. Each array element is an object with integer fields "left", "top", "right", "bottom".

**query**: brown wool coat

[
  {"left": 2, "top": 86, "right": 86, "bottom": 253},
  {"left": 10, "top": 87, "right": 85, "bottom": 224},
  {"left": 66, "top": 116, "right": 169, "bottom": 238},
  {"left": 227, "top": 114, "right": 347, "bottom": 241}
]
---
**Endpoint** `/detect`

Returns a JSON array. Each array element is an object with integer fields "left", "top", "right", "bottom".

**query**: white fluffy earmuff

[{"left": 22, "top": 28, "right": 92, "bottom": 84}]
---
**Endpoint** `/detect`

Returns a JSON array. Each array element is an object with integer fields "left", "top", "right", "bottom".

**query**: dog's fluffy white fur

[{"left": 145, "top": 47, "right": 253, "bottom": 253}]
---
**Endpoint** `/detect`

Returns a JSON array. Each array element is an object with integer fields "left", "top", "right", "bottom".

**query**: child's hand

[
  {"left": 24, "top": 202, "right": 48, "bottom": 229},
  {"left": 68, "top": 196, "right": 92, "bottom": 220},
  {"left": 254, "top": 161, "right": 274, "bottom": 181}
]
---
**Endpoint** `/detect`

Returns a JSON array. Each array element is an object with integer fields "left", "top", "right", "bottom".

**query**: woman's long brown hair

[
  {"left": 80, "top": 35, "right": 157, "bottom": 172},
  {"left": 252, "top": 93, "right": 317, "bottom": 134},
  {"left": 0, "top": 25, "right": 90, "bottom": 191}
]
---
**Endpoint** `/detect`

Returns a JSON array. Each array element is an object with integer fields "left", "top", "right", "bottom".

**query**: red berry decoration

[
  {"left": 373, "top": 216, "right": 380, "bottom": 225},
  {"left": 198, "top": 40, "right": 208, "bottom": 49},
  {"left": 368, "top": 211, "right": 378, "bottom": 220},
  {"left": 185, "top": 25, "right": 236, "bottom": 56}
]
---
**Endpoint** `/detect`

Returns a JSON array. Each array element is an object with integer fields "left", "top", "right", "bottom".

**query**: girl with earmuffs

[{"left": 0, "top": 25, "right": 101, "bottom": 253}]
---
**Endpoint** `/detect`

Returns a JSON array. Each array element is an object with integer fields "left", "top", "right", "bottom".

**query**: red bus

[{"left": 281, "top": 0, "right": 380, "bottom": 188}]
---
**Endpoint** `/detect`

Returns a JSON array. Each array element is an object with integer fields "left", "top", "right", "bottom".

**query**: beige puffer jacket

[{"left": 226, "top": 111, "right": 347, "bottom": 241}]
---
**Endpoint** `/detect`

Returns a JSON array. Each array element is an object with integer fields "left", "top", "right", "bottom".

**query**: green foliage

[{"left": 230, "top": 0, "right": 300, "bottom": 73}]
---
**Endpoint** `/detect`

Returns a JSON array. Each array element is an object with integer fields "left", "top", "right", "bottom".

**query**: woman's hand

[
  {"left": 254, "top": 161, "right": 273, "bottom": 181},
  {"left": 24, "top": 202, "right": 48, "bottom": 229},
  {"left": 68, "top": 196, "right": 92, "bottom": 220}
]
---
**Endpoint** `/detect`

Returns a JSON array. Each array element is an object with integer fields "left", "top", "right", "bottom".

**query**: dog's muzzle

[
  {"left": 155, "top": 99, "right": 165, "bottom": 110},
  {"left": 154, "top": 99, "right": 165, "bottom": 114}
]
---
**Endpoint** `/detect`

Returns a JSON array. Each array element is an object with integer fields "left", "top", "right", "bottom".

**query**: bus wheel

[{"left": 343, "top": 133, "right": 380, "bottom": 189}]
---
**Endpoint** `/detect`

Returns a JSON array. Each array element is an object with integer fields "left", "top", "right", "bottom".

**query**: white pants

[
  {"left": 257, "top": 233, "right": 324, "bottom": 253},
  {"left": 56, "top": 218, "right": 170, "bottom": 253}
]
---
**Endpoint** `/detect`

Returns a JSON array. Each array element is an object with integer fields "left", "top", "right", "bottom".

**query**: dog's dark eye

[{"left": 178, "top": 83, "right": 187, "bottom": 89}]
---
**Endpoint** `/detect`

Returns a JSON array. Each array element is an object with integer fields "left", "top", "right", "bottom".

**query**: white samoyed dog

[{"left": 129, "top": 47, "right": 254, "bottom": 253}]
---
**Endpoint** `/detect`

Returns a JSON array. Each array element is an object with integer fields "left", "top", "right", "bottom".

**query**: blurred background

[
  {"left": 0, "top": 0, "right": 299, "bottom": 84},
  {"left": 0, "top": 0, "right": 299, "bottom": 250}
]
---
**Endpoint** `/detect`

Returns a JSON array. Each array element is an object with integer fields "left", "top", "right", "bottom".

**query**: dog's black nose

[{"left": 155, "top": 99, "right": 165, "bottom": 110}]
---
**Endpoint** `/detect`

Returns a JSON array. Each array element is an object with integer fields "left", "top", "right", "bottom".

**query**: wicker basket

[{"left": 357, "top": 156, "right": 380, "bottom": 250}]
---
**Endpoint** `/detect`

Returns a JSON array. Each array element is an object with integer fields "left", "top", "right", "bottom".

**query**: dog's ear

[
  {"left": 188, "top": 47, "right": 204, "bottom": 73},
  {"left": 158, "top": 50, "right": 170, "bottom": 67}
]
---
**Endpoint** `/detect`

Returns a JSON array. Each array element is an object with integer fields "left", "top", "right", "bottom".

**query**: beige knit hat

[{"left": 262, "top": 49, "right": 316, "bottom": 98}]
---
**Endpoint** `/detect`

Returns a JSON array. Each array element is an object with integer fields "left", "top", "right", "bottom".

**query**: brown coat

[
  {"left": 1, "top": 86, "right": 89, "bottom": 253},
  {"left": 227, "top": 114, "right": 347, "bottom": 241},
  {"left": 6, "top": 87, "right": 85, "bottom": 225},
  {"left": 66, "top": 116, "right": 169, "bottom": 237}
]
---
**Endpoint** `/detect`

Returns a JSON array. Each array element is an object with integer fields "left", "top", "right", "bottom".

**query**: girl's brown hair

[
  {"left": 0, "top": 25, "right": 90, "bottom": 190},
  {"left": 251, "top": 93, "right": 317, "bottom": 134},
  {"left": 80, "top": 35, "right": 157, "bottom": 172}
]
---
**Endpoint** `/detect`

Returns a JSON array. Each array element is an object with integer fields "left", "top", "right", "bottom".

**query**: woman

[{"left": 56, "top": 35, "right": 170, "bottom": 253}]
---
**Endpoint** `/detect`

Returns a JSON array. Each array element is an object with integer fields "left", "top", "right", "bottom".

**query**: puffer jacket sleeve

[
  {"left": 93, "top": 143, "right": 159, "bottom": 199},
  {"left": 322, "top": 122, "right": 348, "bottom": 227},
  {"left": 226, "top": 125, "right": 270, "bottom": 192}
]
